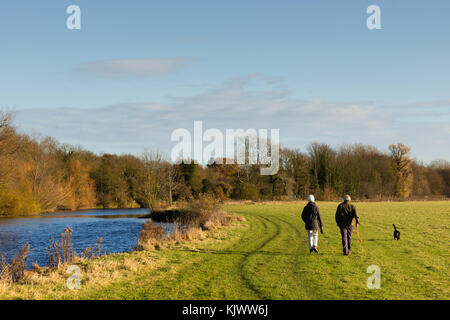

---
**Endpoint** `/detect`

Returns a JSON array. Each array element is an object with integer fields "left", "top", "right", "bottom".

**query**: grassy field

[{"left": 1, "top": 201, "right": 449, "bottom": 300}]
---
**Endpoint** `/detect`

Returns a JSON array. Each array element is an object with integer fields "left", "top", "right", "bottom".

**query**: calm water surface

[{"left": 0, "top": 209, "right": 172, "bottom": 268}]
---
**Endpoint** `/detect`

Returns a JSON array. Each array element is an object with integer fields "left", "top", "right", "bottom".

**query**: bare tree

[
  {"left": 27, "top": 138, "right": 72, "bottom": 211},
  {"left": 138, "top": 151, "right": 165, "bottom": 210},
  {"left": 162, "top": 162, "right": 181, "bottom": 206}
]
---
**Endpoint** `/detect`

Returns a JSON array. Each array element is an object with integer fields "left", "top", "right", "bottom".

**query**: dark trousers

[{"left": 340, "top": 226, "right": 353, "bottom": 255}]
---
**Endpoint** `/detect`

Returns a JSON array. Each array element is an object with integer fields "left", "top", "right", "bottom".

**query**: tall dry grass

[
  {"left": 46, "top": 227, "right": 74, "bottom": 268},
  {"left": 46, "top": 227, "right": 104, "bottom": 269},
  {"left": 0, "top": 227, "right": 107, "bottom": 295},
  {"left": 0, "top": 243, "right": 31, "bottom": 283},
  {"left": 81, "top": 238, "right": 103, "bottom": 260},
  {"left": 138, "top": 196, "right": 240, "bottom": 250}
]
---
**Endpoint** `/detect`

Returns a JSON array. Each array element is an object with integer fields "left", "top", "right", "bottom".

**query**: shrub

[
  {"left": 231, "top": 183, "right": 259, "bottom": 201},
  {"left": 183, "top": 195, "right": 219, "bottom": 227},
  {"left": 0, "top": 243, "right": 30, "bottom": 283},
  {"left": 137, "top": 220, "right": 165, "bottom": 250}
]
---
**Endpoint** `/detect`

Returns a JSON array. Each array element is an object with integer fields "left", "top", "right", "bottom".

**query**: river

[{"left": 0, "top": 208, "right": 172, "bottom": 268}]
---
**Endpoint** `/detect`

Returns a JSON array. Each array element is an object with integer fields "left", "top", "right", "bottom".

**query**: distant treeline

[{"left": 0, "top": 111, "right": 449, "bottom": 215}]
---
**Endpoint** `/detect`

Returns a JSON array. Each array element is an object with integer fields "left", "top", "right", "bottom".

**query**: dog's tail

[{"left": 393, "top": 224, "right": 397, "bottom": 231}]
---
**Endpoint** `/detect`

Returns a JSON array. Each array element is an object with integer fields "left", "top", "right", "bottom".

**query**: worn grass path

[{"left": 1, "top": 201, "right": 449, "bottom": 300}]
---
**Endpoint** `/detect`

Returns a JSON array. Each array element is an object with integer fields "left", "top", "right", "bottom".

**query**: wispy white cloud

[
  {"left": 13, "top": 75, "right": 450, "bottom": 162},
  {"left": 390, "top": 100, "right": 450, "bottom": 109},
  {"left": 384, "top": 100, "right": 450, "bottom": 122},
  {"left": 76, "top": 58, "right": 191, "bottom": 79}
]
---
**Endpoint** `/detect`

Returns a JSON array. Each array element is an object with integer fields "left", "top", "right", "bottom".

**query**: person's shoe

[
  {"left": 310, "top": 249, "right": 313, "bottom": 254},
  {"left": 348, "top": 250, "right": 352, "bottom": 255},
  {"left": 313, "top": 246, "right": 319, "bottom": 253}
]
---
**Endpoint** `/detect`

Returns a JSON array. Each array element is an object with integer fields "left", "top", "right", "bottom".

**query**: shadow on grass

[{"left": 180, "top": 248, "right": 298, "bottom": 257}]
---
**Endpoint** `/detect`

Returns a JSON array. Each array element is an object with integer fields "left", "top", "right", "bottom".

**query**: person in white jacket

[{"left": 301, "top": 195, "right": 324, "bottom": 253}]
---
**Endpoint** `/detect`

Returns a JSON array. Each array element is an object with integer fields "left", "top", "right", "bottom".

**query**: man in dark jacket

[
  {"left": 335, "top": 195, "right": 359, "bottom": 256},
  {"left": 301, "top": 195, "right": 323, "bottom": 253}
]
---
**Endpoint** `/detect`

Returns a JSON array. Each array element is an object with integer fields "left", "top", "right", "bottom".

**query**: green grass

[{"left": 1, "top": 201, "right": 449, "bottom": 300}]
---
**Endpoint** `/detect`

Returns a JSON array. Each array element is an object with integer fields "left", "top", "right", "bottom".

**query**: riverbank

[
  {"left": 0, "top": 211, "right": 247, "bottom": 299},
  {"left": 1, "top": 201, "right": 449, "bottom": 299}
]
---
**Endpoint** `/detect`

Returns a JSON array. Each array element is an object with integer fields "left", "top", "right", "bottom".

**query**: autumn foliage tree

[{"left": 389, "top": 143, "right": 413, "bottom": 198}]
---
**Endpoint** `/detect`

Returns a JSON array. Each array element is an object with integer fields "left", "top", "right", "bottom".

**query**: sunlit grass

[{"left": 0, "top": 201, "right": 448, "bottom": 300}]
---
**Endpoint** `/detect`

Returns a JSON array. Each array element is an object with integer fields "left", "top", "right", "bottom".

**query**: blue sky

[{"left": 0, "top": 0, "right": 449, "bottom": 162}]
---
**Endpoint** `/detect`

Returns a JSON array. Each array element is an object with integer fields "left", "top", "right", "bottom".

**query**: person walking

[
  {"left": 301, "top": 195, "right": 323, "bottom": 254},
  {"left": 335, "top": 195, "right": 359, "bottom": 256}
]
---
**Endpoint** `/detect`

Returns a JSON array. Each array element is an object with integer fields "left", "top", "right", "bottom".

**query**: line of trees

[{"left": 0, "top": 111, "right": 449, "bottom": 216}]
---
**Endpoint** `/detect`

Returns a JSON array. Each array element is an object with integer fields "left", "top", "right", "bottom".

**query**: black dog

[{"left": 393, "top": 224, "right": 400, "bottom": 240}]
